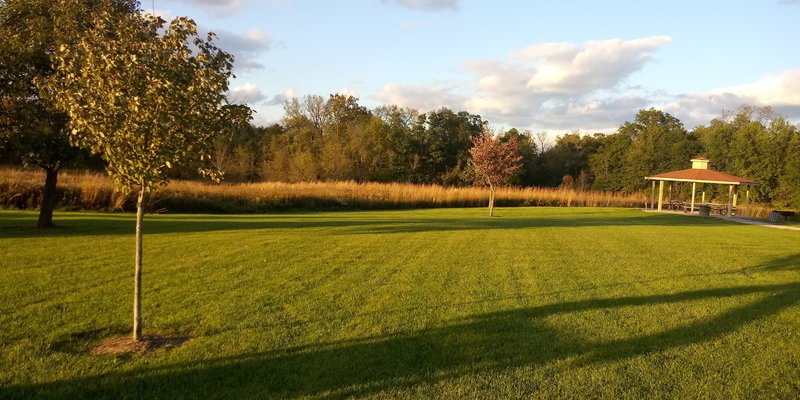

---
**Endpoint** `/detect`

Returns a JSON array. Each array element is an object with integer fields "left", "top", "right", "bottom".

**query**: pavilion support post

[
  {"left": 668, "top": 184, "right": 672, "bottom": 206},
  {"left": 745, "top": 188, "right": 750, "bottom": 217},
  {"left": 657, "top": 181, "right": 664, "bottom": 211},
  {"left": 702, "top": 190, "right": 706, "bottom": 203},
  {"left": 690, "top": 182, "right": 696, "bottom": 214},
  {"left": 650, "top": 181, "right": 656, "bottom": 210},
  {"left": 733, "top": 189, "right": 738, "bottom": 207},
  {"left": 727, "top": 185, "right": 733, "bottom": 217}
]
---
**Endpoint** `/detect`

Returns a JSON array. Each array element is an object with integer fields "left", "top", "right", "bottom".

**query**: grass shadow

[
  {"left": 0, "top": 209, "right": 736, "bottom": 239},
  {"left": 738, "top": 252, "right": 800, "bottom": 274}
]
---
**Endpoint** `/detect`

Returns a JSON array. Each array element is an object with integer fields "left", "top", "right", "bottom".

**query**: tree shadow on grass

[
  {"left": 738, "top": 252, "right": 800, "bottom": 274},
  {"left": 6, "top": 254, "right": 800, "bottom": 399},
  {"left": 332, "top": 213, "right": 732, "bottom": 236},
  {"left": 0, "top": 209, "right": 736, "bottom": 239}
]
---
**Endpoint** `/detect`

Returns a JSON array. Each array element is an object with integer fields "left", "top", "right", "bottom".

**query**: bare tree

[{"left": 535, "top": 131, "right": 551, "bottom": 154}]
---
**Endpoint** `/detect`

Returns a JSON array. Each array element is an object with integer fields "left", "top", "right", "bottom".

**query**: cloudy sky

[{"left": 152, "top": 0, "right": 800, "bottom": 133}]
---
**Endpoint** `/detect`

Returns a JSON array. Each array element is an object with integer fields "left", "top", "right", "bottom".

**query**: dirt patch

[{"left": 90, "top": 334, "right": 190, "bottom": 355}]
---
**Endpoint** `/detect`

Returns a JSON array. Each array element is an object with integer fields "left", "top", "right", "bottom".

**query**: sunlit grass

[{"left": 1, "top": 207, "right": 799, "bottom": 398}]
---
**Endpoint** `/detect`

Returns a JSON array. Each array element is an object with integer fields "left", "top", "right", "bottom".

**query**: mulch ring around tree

[{"left": 90, "top": 334, "right": 190, "bottom": 355}]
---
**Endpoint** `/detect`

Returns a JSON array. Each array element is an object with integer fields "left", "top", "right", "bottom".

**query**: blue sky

[{"left": 153, "top": 0, "right": 800, "bottom": 133}]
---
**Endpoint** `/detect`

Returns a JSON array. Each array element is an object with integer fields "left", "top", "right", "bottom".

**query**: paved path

[
  {"left": 719, "top": 216, "right": 800, "bottom": 231},
  {"left": 642, "top": 209, "right": 800, "bottom": 231}
]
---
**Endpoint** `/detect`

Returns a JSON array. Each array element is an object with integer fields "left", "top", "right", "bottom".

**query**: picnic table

[
  {"left": 667, "top": 201, "right": 698, "bottom": 213},
  {"left": 707, "top": 203, "right": 735, "bottom": 215},
  {"left": 666, "top": 200, "right": 686, "bottom": 211},
  {"left": 668, "top": 201, "right": 736, "bottom": 215}
]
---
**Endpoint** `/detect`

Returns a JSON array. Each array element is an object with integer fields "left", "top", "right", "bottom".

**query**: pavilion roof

[{"left": 645, "top": 168, "right": 758, "bottom": 185}]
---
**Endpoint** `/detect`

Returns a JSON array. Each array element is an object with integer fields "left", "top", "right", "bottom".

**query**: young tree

[
  {"left": 469, "top": 129, "right": 523, "bottom": 216},
  {"left": 0, "top": 0, "right": 137, "bottom": 228},
  {"left": 42, "top": 11, "right": 249, "bottom": 341}
]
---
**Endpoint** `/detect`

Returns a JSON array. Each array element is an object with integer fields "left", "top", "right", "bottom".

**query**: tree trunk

[
  {"left": 488, "top": 185, "right": 495, "bottom": 216},
  {"left": 37, "top": 167, "right": 59, "bottom": 229},
  {"left": 132, "top": 185, "right": 145, "bottom": 342}
]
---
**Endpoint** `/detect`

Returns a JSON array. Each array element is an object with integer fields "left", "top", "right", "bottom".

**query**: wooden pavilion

[{"left": 644, "top": 158, "right": 759, "bottom": 217}]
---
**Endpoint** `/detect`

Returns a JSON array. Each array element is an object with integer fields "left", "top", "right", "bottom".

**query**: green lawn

[{"left": 1, "top": 207, "right": 799, "bottom": 399}]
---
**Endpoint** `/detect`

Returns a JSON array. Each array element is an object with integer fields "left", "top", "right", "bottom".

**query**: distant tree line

[{"left": 202, "top": 96, "right": 799, "bottom": 207}]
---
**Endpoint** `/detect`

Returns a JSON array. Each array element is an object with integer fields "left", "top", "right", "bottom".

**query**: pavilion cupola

[{"left": 691, "top": 157, "right": 710, "bottom": 170}]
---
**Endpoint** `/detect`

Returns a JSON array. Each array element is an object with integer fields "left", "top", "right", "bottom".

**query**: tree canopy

[
  {"left": 44, "top": 11, "right": 247, "bottom": 191},
  {"left": 0, "top": 0, "right": 138, "bottom": 227}
]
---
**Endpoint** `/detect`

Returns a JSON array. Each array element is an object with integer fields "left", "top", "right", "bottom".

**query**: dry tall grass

[
  {"left": 746, "top": 204, "right": 786, "bottom": 219},
  {"left": 1, "top": 167, "right": 650, "bottom": 213}
]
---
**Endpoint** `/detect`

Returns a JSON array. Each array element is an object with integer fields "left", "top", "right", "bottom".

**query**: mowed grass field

[{"left": 1, "top": 207, "right": 799, "bottom": 399}]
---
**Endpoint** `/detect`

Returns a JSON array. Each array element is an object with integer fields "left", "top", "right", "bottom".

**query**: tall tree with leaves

[
  {"left": 469, "top": 129, "right": 523, "bottom": 216},
  {"left": 0, "top": 0, "right": 137, "bottom": 228},
  {"left": 416, "top": 108, "right": 483, "bottom": 185},
  {"left": 588, "top": 108, "right": 700, "bottom": 191},
  {"left": 589, "top": 132, "right": 632, "bottom": 191},
  {"left": 498, "top": 128, "right": 537, "bottom": 186},
  {"left": 619, "top": 108, "right": 701, "bottom": 189},
  {"left": 777, "top": 130, "right": 800, "bottom": 208},
  {"left": 694, "top": 105, "right": 799, "bottom": 203},
  {"left": 42, "top": 10, "right": 248, "bottom": 341}
]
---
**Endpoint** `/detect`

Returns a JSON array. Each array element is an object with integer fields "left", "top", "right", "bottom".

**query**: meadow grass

[
  {"left": 1, "top": 167, "right": 647, "bottom": 213},
  {"left": 2, "top": 167, "right": 788, "bottom": 220},
  {"left": 1, "top": 207, "right": 799, "bottom": 399}
]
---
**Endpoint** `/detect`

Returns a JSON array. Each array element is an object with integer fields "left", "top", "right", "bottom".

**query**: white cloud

[
  {"left": 713, "top": 70, "right": 800, "bottom": 105},
  {"left": 263, "top": 87, "right": 298, "bottom": 106},
  {"left": 531, "top": 92, "right": 656, "bottom": 132},
  {"left": 465, "top": 36, "right": 672, "bottom": 117},
  {"left": 663, "top": 70, "right": 800, "bottom": 128},
  {"left": 242, "top": 28, "right": 273, "bottom": 47},
  {"left": 383, "top": 0, "right": 459, "bottom": 11},
  {"left": 370, "top": 37, "right": 800, "bottom": 132},
  {"left": 148, "top": 8, "right": 174, "bottom": 20},
  {"left": 338, "top": 87, "right": 360, "bottom": 98},
  {"left": 264, "top": 94, "right": 284, "bottom": 106},
  {"left": 176, "top": 0, "right": 291, "bottom": 16},
  {"left": 179, "top": 0, "right": 249, "bottom": 15},
  {"left": 456, "top": 36, "right": 673, "bottom": 131},
  {"left": 463, "top": 59, "right": 536, "bottom": 115},
  {"left": 374, "top": 83, "right": 464, "bottom": 112},
  {"left": 229, "top": 82, "right": 267, "bottom": 104},
  {"left": 213, "top": 28, "right": 273, "bottom": 71},
  {"left": 283, "top": 87, "right": 298, "bottom": 99},
  {"left": 523, "top": 36, "right": 671, "bottom": 93},
  {"left": 141, "top": 10, "right": 273, "bottom": 72}
]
